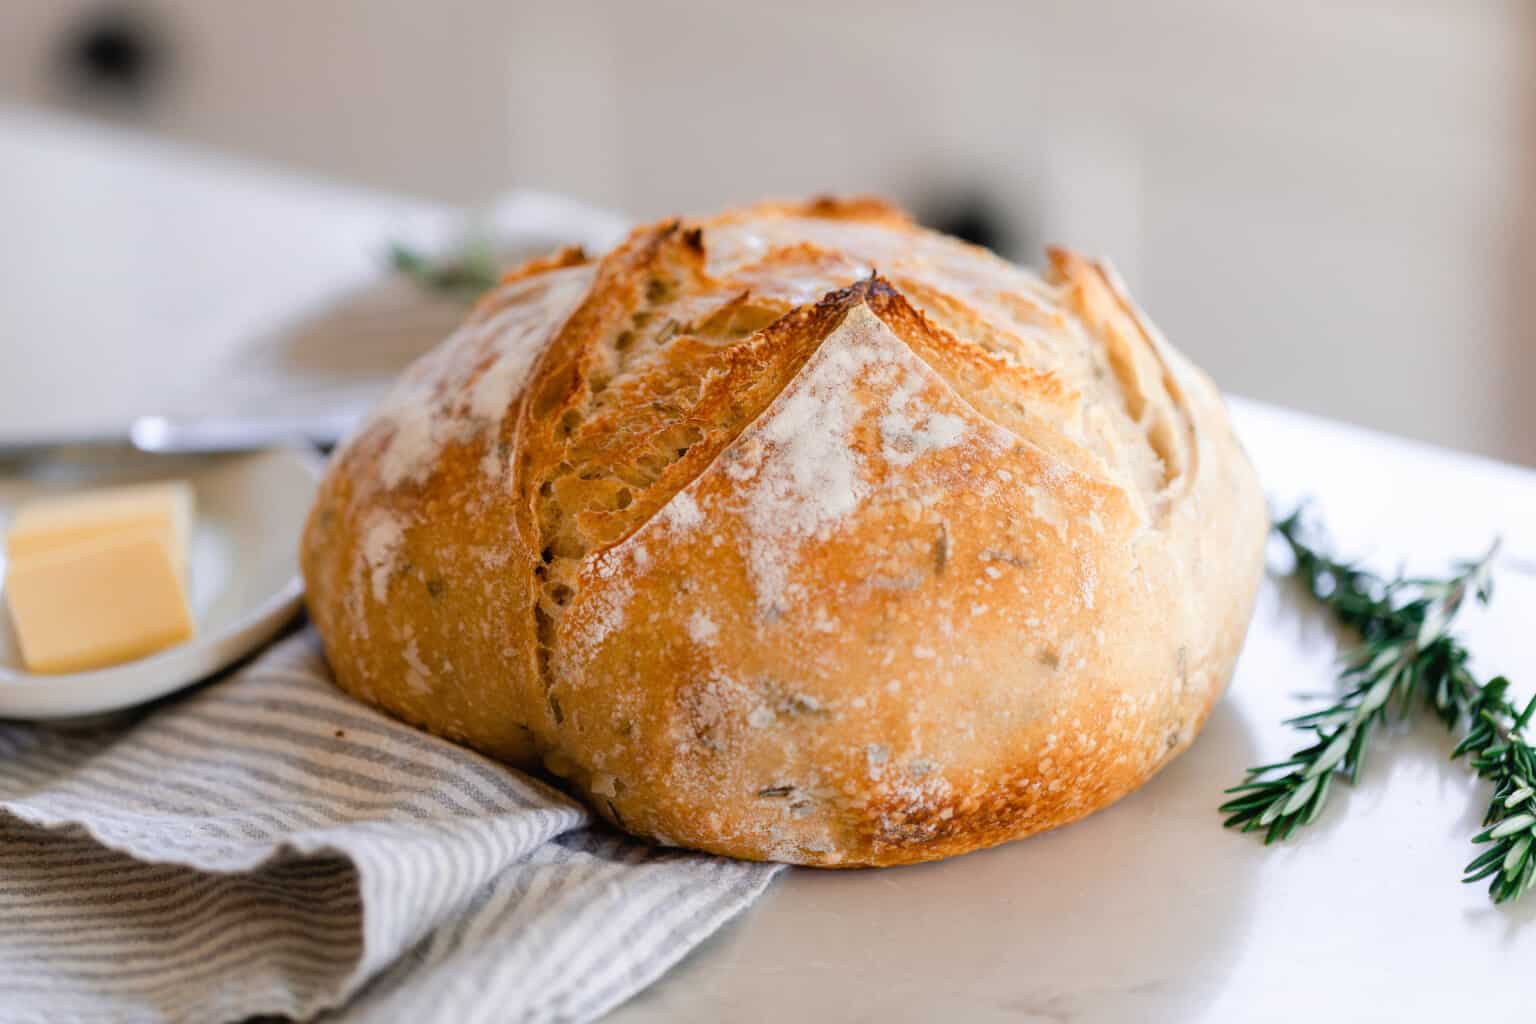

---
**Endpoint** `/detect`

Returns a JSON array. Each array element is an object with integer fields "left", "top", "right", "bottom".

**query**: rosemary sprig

[
  {"left": 1454, "top": 677, "right": 1536, "bottom": 901},
  {"left": 1222, "top": 512, "right": 1536, "bottom": 904},
  {"left": 389, "top": 238, "right": 501, "bottom": 297}
]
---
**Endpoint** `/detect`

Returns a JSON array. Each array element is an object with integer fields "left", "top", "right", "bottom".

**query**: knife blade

[{"left": 0, "top": 413, "right": 355, "bottom": 465}]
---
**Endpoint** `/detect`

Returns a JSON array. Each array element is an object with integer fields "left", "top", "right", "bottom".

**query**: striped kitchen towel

[{"left": 0, "top": 630, "right": 780, "bottom": 1023}]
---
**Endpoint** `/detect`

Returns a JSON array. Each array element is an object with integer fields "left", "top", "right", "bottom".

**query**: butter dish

[{"left": 0, "top": 447, "right": 319, "bottom": 719}]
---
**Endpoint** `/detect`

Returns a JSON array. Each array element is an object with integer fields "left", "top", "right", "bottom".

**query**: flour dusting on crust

[
  {"left": 732, "top": 303, "right": 975, "bottom": 618},
  {"left": 686, "top": 610, "right": 719, "bottom": 646},
  {"left": 660, "top": 491, "right": 704, "bottom": 531},
  {"left": 734, "top": 305, "right": 884, "bottom": 616},
  {"left": 879, "top": 365, "right": 970, "bottom": 467},
  {"left": 360, "top": 512, "right": 404, "bottom": 603},
  {"left": 365, "top": 265, "right": 595, "bottom": 489},
  {"left": 572, "top": 547, "right": 637, "bottom": 655}
]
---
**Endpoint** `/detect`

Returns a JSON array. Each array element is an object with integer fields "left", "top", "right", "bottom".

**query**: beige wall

[{"left": 2, "top": 0, "right": 1533, "bottom": 463}]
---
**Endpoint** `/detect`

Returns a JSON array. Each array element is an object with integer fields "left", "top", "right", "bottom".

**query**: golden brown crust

[
  {"left": 302, "top": 197, "right": 1266, "bottom": 866},
  {"left": 490, "top": 244, "right": 589, "bottom": 293}
]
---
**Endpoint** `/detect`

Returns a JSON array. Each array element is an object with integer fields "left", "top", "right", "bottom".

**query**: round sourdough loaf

[{"left": 302, "top": 197, "right": 1266, "bottom": 866}]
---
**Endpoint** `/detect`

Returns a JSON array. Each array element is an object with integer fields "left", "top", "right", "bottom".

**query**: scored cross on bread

[{"left": 302, "top": 196, "right": 1265, "bottom": 866}]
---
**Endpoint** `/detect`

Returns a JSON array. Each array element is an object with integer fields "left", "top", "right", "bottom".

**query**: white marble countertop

[{"left": 4, "top": 106, "right": 1534, "bottom": 1022}]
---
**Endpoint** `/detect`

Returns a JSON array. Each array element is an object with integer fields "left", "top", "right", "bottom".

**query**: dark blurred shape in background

[
  {"left": 916, "top": 187, "right": 1028, "bottom": 263},
  {"left": 56, "top": 4, "right": 171, "bottom": 107}
]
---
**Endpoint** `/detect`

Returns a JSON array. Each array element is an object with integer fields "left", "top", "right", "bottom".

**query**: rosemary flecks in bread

[{"left": 303, "top": 196, "right": 1266, "bottom": 866}]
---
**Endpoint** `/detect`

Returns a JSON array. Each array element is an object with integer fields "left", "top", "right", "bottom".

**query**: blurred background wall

[{"left": 2, "top": 0, "right": 1533, "bottom": 464}]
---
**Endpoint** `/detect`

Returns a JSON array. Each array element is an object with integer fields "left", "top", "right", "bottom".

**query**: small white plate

[{"left": 0, "top": 447, "right": 320, "bottom": 719}]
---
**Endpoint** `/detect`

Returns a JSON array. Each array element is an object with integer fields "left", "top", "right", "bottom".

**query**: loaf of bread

[{"left": 302, "top": 197, "right": 1266, "bottom": 866}]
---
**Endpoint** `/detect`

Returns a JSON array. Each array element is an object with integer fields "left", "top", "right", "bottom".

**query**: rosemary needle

[{"left": 1221, "top": 511, "right": 1536, "bottom": 904}]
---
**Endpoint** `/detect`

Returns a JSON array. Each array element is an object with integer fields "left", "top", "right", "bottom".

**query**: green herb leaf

[
  {"left": 1225, "top": 512, "right": 1532, "bottom": 906},
  {"left": 389, "top": 239, "right": 502, "bottom": 298}
]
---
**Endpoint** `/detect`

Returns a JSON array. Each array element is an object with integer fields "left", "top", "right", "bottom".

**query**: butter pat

[
  {"left": 3, "top": 480, "right": 197, "bottom": 674},
  {"left": 6, "top": 481, "right": 194, "bottom": 575},
  {"left": 4, "top": 529, "right": 194, "bottom": 674}
]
